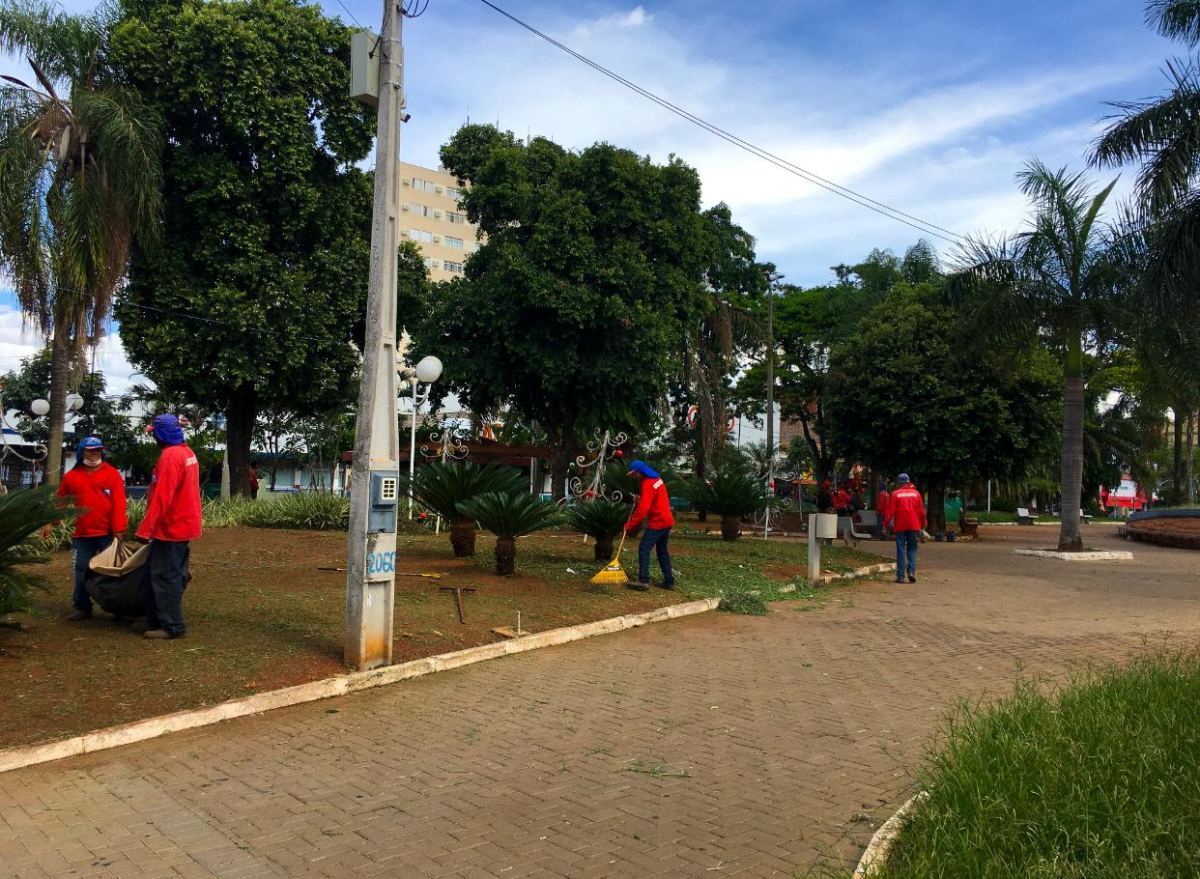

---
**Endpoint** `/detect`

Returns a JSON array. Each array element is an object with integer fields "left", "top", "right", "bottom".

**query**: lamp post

[
  {"left": 763, "top": 269, "right": 783, "bottom": 539},
  {"left": 406, "top": 355, "right": 443, "bottom": 517}
]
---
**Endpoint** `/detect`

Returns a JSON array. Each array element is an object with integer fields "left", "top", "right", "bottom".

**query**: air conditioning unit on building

[
  {"left": 434, "top": 210, "right": 442, "bottom": 219},
  {"left": 435, "top": 185, "right": 443, "bottom": 193},
  {"left": 432, "top": 235, "right": 441, "bottom": 243},
  {"left": 400, "top": 204, "right": 409, "bottom": 211},
  {"left": 401, "top": 178, "right": 410, "bottom": 186}
]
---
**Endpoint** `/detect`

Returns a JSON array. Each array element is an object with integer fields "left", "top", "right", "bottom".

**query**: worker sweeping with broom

[{"left": 624, "top": 460, "right": 675, "bottom": 592}]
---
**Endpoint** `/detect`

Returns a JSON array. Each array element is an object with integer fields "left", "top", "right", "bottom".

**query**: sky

[{"left": 0, "top": 0, "right": 1180, "bottom": 397}]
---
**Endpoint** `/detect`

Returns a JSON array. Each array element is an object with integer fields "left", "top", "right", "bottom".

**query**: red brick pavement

[{"left": 1, "top": 525, "right": 1197, "bottom": 878}]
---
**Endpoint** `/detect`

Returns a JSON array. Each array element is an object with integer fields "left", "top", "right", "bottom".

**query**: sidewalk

[{"left": 2, "top": 527, "right": 1196, "bottom": 877}]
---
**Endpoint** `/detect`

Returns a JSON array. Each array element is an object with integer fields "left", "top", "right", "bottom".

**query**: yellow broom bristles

[{"left": 590, "top": 530, "right": 629, "bottom": 585}]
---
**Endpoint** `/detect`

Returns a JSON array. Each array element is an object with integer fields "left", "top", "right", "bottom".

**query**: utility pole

[
  {"left": 346, "top": 0, "right": 405, "bottom": 670},
  {"left": 763, "top": 270, "right": 781, "bottom": 538}
]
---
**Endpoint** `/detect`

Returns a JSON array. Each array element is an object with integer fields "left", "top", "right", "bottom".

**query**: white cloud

[
  {"left": 0, "top": 306, "right": 144, "bottom": 395},
  {"left": 572, "top": 5, "right": 650, "bottom": 36}
]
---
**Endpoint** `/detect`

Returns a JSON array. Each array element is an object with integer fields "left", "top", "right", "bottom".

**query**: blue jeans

[
  {"left": 72, "top": 536, "right": 114, "bottom": 614},
  {"left": 895, "top": 531, "right": 919, "bottom": 580},
  {"left": 638, "top": 527, "right": 674, "bottom": 586},
  {"left": 146, "top": 540, "right": 190, "bottom": 636}
]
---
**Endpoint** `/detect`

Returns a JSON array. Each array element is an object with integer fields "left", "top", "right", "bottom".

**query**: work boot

[
  {"left": 907, "top": 574, "right": 917, "bottom": 584},
  {"left": 658, "top": 581, "right": 676, "bottom": 590},
  {"left": 65, "top": 609, "right": 91, "bottom": 622},
  {"left": 144, "top": 629, "right": 180, "bottom": 640},
  {"left": 628, "top": 581, "right": 650, "bottom": 592}
]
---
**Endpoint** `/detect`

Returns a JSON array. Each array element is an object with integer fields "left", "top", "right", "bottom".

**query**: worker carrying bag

[{"left": 85, "top": 539, "right": 151, "bottom": 617}]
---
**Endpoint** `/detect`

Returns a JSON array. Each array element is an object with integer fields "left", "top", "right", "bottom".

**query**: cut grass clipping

[{"left": 876, "top": 650, "right": 1200, "bottom": 879}]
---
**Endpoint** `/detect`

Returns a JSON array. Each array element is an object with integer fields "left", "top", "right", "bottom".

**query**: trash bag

[{"left": 85, "top": 539, "right": 151, "bottom": 617}]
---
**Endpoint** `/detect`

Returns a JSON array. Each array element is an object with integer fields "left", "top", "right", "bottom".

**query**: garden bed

[
  {"left": 0, "top": 526, "right": 879, "bottom": 749},
  {"left": 1122, "top": 510, "right": 1200, "bottom": 550},
  {"left": 867, "top": 650, "right": 1200, "bottom": 878}
]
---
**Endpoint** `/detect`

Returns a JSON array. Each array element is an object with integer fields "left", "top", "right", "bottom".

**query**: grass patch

[
  {"left": 874, "top": 650, "right": 1200, "bottom": 878},
  {"left": 718, "top": 592, "right": 768, "bottom": 615}
]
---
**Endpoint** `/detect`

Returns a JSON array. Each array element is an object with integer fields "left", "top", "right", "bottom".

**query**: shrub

[
  {"left": 567, "top": 499, "right": 630, "bottom": 561},
  {"left": 125, "top": 498, "right": 147, "bottom": 534},
  {"left": 457, "top": 491, "right": 562, "bottom": 575},
  {"left": 718, "top": 592, "right": 768, "bottom": 615},
  {"left": 409, "top": 462, "right": 527, "bottom": 556},
  {"left": 239, "top": 493, "right": 349, "bottom": 530},
  {"left": 878, "top": 651, "right": 1200, "bottom": 878},
  {"left": 689, "top": 470, "right": 769, "bottom": 541},
  {"left": 0, "top": 487, "right": 73, "bottom": 616}
]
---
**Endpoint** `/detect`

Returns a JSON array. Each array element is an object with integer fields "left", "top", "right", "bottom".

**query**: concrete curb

[
  {"left": 0, "top": 597, "right": 720, "bottom": 775},
  {"left": 852, "top": 791, "right": 928, "bottom": 878},
  {"left": 1014, "top": 549, "right": 1133, "bottom": 561},
  {"left": 816, "top": 562, "right": 894, "bottom": 585}
]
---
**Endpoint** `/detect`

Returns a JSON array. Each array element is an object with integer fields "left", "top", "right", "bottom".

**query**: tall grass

[{"left": 877, "top": 651, "right": 1200, "bottom": 879}]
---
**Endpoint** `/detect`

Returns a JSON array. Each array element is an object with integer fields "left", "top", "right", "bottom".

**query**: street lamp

[
  {"left": 30, "top": 399, "right": 50, "bottom": 416},
  {"left": 406, "top": 355, "right": 443, "bottom": 516}
]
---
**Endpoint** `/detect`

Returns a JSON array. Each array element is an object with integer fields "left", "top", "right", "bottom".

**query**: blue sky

[{"left": 0, "top": 0, "right": 1180, "bottom": 387}]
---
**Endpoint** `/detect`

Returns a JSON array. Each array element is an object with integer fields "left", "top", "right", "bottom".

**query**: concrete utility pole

[
  {"left": 763, "top": 270, "right": 781, "bottom": 539},
  {"left": 346, "top": 0, "right": 405, "bottom": 670}
]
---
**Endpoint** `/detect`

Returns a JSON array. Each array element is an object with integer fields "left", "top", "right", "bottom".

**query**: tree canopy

[{"left": 109, "top": 0, "right": 376, "bottom": 495}]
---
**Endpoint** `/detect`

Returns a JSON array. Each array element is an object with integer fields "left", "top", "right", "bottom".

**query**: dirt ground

[{"left": 0, "top": 526, "right": 877, "bottom": 750}]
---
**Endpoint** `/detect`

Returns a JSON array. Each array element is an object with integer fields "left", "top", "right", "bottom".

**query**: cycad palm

[
  {"left": 952, "top": 161, "right": 1120, "bottom": 552},
  {"left": 456, "top": 492, "right": 561, "bottom": 575},
  {"left": 0, "top": 0, "right": 161, "bottom": 484}
]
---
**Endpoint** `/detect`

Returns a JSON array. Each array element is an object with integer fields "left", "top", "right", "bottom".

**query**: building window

[
  {"left": 444, "top": 236, "right": 464, "bottom": 249},
  {"left": 408, "top": 202, "right": 433, "bottom": 217},
  {"left": 409, "top": 229, "right": 432, "bottom": 243},
  {"left": 445, "top": 185, "right": 460, "bottom": 200},
  {"left": 411, "top": 178, "right": 437, "bottom": 193},
  {"left": 446, "top": 211, "right": 467, "bottom": 224},
  {"left": 443, "top": 260, "right": 464, "bottom": 273}
]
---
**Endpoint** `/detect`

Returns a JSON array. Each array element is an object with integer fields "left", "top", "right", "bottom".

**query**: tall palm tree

[
  {"left": 952, "top": 161, "right": 1121, "bottom": 552},
  {"left": 0, "top": 0, "right": 161, "bottom": 484}
]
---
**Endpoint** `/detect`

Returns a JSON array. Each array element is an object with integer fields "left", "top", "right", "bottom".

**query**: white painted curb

[
  {"left": 0, "top": 597, "right": 720, "bottom": 775},
  {"left": 1014, "top": 549, "right": 1133, "bottom": 561},
  {"left": 853, "top": 791, "right": 928, "bottom": 878}
]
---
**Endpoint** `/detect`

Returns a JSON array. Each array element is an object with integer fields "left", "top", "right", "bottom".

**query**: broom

[{"left": 590, "top": 529, "right": 629, "bottom": 586}]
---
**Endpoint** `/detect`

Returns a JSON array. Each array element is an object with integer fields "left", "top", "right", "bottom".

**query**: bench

[
  {"left": 1081, "top": 513, "right": 1093, "bottom": 525},
  {"left": 958, "top": 513, "right": 980, "bottom": 538},
  {"left": 1016, "top": 507, "right": 1034, "bottom": 525}
]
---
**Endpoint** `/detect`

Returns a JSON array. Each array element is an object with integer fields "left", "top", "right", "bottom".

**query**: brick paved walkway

[{"left": 2, "top": 526, "right": 1198, "bottom": 878}]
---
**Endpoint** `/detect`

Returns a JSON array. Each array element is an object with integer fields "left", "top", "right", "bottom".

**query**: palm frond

[
  {"left": 0, "top": 0, "right": 102, "bottom": 86},
  {"left": 1148, "top": 0, "right": 1200, "bottom": 44},
  {"left": 457, "top": 491, "right": 561, "bottom": 539}
]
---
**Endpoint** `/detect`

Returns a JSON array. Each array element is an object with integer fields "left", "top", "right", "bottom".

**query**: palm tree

[
  {"left": 566, "top": 498, "right": 629, "bottom": 561},
  {"left": 0, "top": 0, "right": 161, "bottom": 484},
  {"left": 952, "top": 161, "right": 1121, "bottom": 552},
  {"left": 688, "top": 468, "right": 769, "bottom": 541},
  {"left": 409, "top": 462, "right": 527, "bottom": 557},
  {"left": 456, "top": 492, "right": 561, "bottom": 575}
]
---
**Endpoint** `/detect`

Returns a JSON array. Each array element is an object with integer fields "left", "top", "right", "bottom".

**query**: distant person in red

[
  {"left": 875, "top": 480, "right": 891, "bottom": 538},
  {"left": 136, "top": 415, "right": 203, "bottom": 639},
  {"left": 817, "top": 475, "right": 833, "bottom": 513},
  {"left": 249, "top": 463, "right": 260, "bottom": 500},
  {"left": 56, "top": 436, "right": 127, "bottom": 621},
  {"left": 884, "top": 473, "right": 927, "bottom": 584},
  {"left": 833, "top": 483, "right": 853, "bottom": 514},
  {"left": 624, "top": 460, "right": 675, "bottom": 592}
]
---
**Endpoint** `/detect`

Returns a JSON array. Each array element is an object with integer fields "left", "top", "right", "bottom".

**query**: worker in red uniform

[
  {"left": 624, "top": 460, "right": 675, "bottom": 592},
  {"left": 833, "top": 483, "right": 853, "bottom": 514},
  {"left": 884, "top": 473, "right": 927, "bottom": 584},
  {"left": 875, "top": 480, "right": 891, "bottom": 539},
  {"left": 56, "top": 436, "right": 127, "bottom": 621},
  {"left": 136, "top": 414, "right": 203, "bottom": 639}
]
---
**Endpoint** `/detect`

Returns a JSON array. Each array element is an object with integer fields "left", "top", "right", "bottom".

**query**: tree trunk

[
  {"left": 1171, "top": 403, "right": 1185, "bottom": 505},
  {"left": 1188, "top": 412, "right": 1196, "bottom": 505},
  {"left": 449, "top": 517, "right": 476, "bottom": 557},
  {"left": 1058, "top": 337, "right": 1085, "bottom": 552},
  {"left": 44, "top": 330, "right": 71, "bottom": 487},
  {"left": 549, "top": 437, "right": 572, "bottom": 502},
  {"left": 927, "top": 481, "right": 947, "bottom": 534},
  {"left": 594, "top": 535, "right": 614, "bottom": 562},
  {"left": 225, "top": 382, "right": 258, "bottom": 498},
  {"left": 720, "top": 515, "right": 741, "bottom": 541},
  {"left": 495, "top": 537, "right": 516, "bottom": 575}
]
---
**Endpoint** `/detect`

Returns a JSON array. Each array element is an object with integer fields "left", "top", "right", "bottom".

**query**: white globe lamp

[
  {"left": 64, "top": 393, "right": 84, "bottom": 411},
  {"left": 30, "top": 399, "right": 50, "bottom": 416},
  {"left": 415, "top": 355, "right": 443, "bottom": 384}
]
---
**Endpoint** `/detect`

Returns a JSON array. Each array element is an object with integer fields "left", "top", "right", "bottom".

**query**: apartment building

[{"left": 399, "top": 162, "right": 480, "bottom": 282}]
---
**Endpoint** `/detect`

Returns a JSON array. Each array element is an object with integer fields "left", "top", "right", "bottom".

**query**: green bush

[
  {"left": 238, "top": 493, "right": 349, "bottom": 530},
  {"left": 688, "top": 470, "right": 769, "bottom": 540},
  {"left": 877, "top": 651, "right": 1200, "bottom": 878},
  {"left": 717, "top": 592, "right": 768, "bottom": 615},
  {"left": 0, "top": 487, "right": 73, "bottom": 616},
  {"left": 408, "top": 462, "right": 528, "bottom": 556},
  {"left": 566, "top": 498, "right": 630, "bottom": 561}
]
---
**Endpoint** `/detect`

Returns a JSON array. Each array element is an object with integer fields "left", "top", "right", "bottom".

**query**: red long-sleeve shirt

[
  {"left": 885, "top": 485, "right": 927, "bottom": 533},
  {"left": 625, "top": 475, "right": 676, "bottom": 531},
  {"left": 137, "top": 444, "right": 203, "bottom": 542},
  {"left": 57, "top": 463, "right": 127, "bottom": 538}
]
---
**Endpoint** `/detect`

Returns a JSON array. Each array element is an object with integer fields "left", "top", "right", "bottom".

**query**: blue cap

[
  {"left": 152, "top": 414, "right": 186, "bottom": 445},
  {"left": 897, "top": 473, "right": 910, "bottom": 483},
  {"left": 79, "top": 436, "right": 105, "bottom": 451},
  {"left": 628, "top": 459, "right": 660, "bottom": 479}
]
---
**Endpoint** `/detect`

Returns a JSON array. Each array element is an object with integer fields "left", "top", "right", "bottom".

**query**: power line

[{"left": 474, "top": 0, "right": 965, "bottom": 245}]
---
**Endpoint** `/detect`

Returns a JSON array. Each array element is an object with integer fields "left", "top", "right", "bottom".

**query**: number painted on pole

[{"left": 367, "top": 551, "right": 396, "bottom": 575}]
